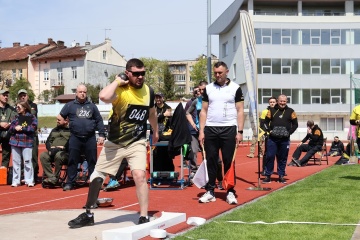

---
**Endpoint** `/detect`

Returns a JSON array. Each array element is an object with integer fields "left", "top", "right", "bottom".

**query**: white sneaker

[
  {"left": 11, "top": 183, "right": 20, "bottom": 187},
  {"left": 27, "top": 183, "right": 35, "bottom": 187},
  {"left": 226, "top": 192, "right": 237, "bottom": 205},
  {"left": 199, "top": 191, "right": 216, "bottom": 203}
]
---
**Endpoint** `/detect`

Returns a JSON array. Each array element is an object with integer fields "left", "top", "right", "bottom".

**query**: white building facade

[{"left": 209, "top": 0, "right": 360, "bottom": 140}]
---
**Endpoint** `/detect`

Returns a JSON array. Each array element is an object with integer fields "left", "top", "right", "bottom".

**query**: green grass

[
  {"left": 175, "top": 165, "right": 360, "bottom": 240},
  {"left": 38, "top": 116, "right": 57, "bottom": 128}
]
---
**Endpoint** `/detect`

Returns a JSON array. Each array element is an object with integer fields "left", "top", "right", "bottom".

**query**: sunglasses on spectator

[{"left": 128, "top": 71, "right": 146, "bottom": 77}]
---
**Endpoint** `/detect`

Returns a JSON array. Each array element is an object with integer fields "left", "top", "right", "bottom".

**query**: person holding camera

[{"left": 40, "top": 115, "right": 71, "bottom": 185}]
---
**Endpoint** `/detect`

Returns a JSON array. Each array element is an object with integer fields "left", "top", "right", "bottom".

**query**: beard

[{"left": 129, "top": 80, "right": 144, "bottom": 89}]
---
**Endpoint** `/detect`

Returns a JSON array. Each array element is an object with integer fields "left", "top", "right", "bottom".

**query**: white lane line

[
  {"left": 114, "top": 203, "right": 139, "bottom": 210},
  {"left": 0, "top": 188, "right": 42, "bottom": 196},
  {"left": 0, "top": 193, "right": 87, "bottom": 212}
]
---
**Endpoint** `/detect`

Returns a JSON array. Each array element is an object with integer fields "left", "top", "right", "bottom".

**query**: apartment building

[
  {"left": 209, "top": 0, "right": 360, "bottom": 139},
  {"left": 168, "top": 54, "right": 218, "bottom": 95}
]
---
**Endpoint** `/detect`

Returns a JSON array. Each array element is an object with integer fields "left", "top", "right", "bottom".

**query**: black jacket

[
  {"left": 60, "top": 98, "right": 105, "bottom": 138},
  {"left": 301, "top": 124, "right": 324, "bottom": 147}
]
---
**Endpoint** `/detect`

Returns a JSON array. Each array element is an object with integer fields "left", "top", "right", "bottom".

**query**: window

[
  {"left": 320, "top": 118, "right": 343, "bottom": 131},
  {"left": 233, "top": 63, "right": 236, "bottom": 80},
  {"left": 233, "top": 36, "right": 237, "bottom": 52},
  {"left": 57, "top": 68, "right": 63, "bottom": 85},
  {"left": 321, "top": 29, "right": 330, "bottom": 45},
  {"left": 302, "top": 59, "right": 311, "bottom": 74},
  {"left": 355, "top": 29, "right": 360, "bottom": 44},
  {"left": 272, "top": 59, "right": 281, "bottom": 74},
  {"left": 222, "top": 42, "right": 228, "bottom": 57},
  {"left": 355, "top": 59, "right": 360, "bottom": 74},
  {"left": 262, "top": 58, "right": 271, "bottom": 74},
  {"left": 321, "top": 59, "right": 330, "bottom": 74},
  {"left": 102, "top": 50, "right": 107, "bottom": 60},
  {"left": 281, "top": 29, "right": 291, "bottom": 44},
  {"left": 311, "top": 59, "right": 321, "bottom": 74},
  {"left": 174, "top": 74, "right": 186, "bottom": 82},
  {"left": 72, "top": 66, "right": 77, "bottom": 79},
  {"left": 331, "top": 59, "right": 341, "bottom": 74},
  {"left": 331, "top": 29, "right": 341, "bottom": 45},
  {"left": 262, "top": 29, "right": 271, "bottom": 44},
  {"left": 311, "top": 29, "right": 321, "bottom": 45},
  {"left": 291, "top": 29, "right": 300, "bottom": 44},
  {"left": 255, "top": 28, "right": 262, "bottom": 44},
  {"left": 44, "top": 69, "right": 49, "bottom": 81},
  {"left": 292, "top": 59, "right": 299, "bottom": 74},
  {"left": 311, "top": 89, "right": 321, "bottom": 104},
  {"left": 302, "top": 29, "right": 310, "bottom": 45},
  {"left": 272, "top": 29, "right": 281, "bottom": 44},
  {"left": 18, "top": 69, "right": 23, "bottom": 78},
  {"left": 12, "top": 69, "right": 16, "bottom": 81},
  {"left": 321, "top": 89, "right": 331, "bottom": 104},
  {"left": 281, "top": 59, "right": 291, "bottom": 74}
]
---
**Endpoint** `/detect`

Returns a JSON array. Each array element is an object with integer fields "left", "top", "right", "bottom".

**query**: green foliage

[
  {"left": 38, "top": 86, "right": 65, "bottom": 104},
  {"left": 140, "top": 57, "right": 166, "bottom": 93},
  {"left": 190, "top": 56, "right": 208, "bottom": 85},
  {"left": 108, "top": 73, "right": 117, "bottom": 83},
  {"left": 8, "top": 77, "right": 35, "bottom": 103},
  {"left": 162, "top": 63, "right": 175, "bottom": 100},
  {"left": 85, "top": 83, "right": 101, "bottom": 103},
  {"left": 175, "top": 165, "right": 360, "bottom": 240}
]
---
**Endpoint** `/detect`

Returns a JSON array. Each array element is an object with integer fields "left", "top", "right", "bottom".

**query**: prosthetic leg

[{"left": 84, "top": 177, "right": 104, "bottom": 211}]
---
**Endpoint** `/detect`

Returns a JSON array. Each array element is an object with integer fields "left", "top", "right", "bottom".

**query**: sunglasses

[{"left": 128, "top": 71, "right": 146, "bottom": 77}]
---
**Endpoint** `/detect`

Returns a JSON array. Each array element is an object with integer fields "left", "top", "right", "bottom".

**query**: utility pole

[
  {"left": 104, "top": 28, "right": 111, "bottom": 39},
  {"left": 207, "top": 0, "right": 212, "bottom": 83}
]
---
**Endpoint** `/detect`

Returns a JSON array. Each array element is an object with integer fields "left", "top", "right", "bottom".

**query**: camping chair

[{"left": 309, "top": 137, "right": 329, "bottom": 165}]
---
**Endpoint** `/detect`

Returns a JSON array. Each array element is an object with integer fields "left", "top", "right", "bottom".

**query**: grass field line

[
  {"left": 0, "top": 193, "right": 87, "bottom": 213},
  {"left": 114, "top": 202, "right": 139, "bottom": 210},
  {"left": 226, "top": 220, "right": 360, "bottom": 226}
]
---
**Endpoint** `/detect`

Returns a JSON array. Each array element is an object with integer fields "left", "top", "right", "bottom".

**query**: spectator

[
  {"left": 261, "top": 94, "right": 298, "bottom": 184},
  {"left": 60, "top": 84, "right": 106, "bottom": 191},
  {"left": 0, "top": 90, "right": 17, "bottom": 168},
  {"left": 291, "top": 120, "right": 323, "bottom": 167},
  {"left": 17, "top": 89, "right": 39, "bottom": 182},
  {"left": 153, "top": 92, "right": 174, "bottom": 172},
  {"left": 68, "top": 58, "right": 158, "bottom": 228},
  {"left": 186, "top": 81, "right": 224, "bottom": 189},
  {"left": 40, "top": 115, "right": 70, "bottom": 185},
  {"left": 103, "top": 159, "right": 129, "bottom": 191},
  {"left": 326, "top": 136, "right": 344, "bottom": 156},
  {"left": 247, "top": 97, "right": 277, "bottom": 159},
  {"left": 8, "top": 101, "right": 37, "bottom": 187},
  {"left": 154, "top": 92, "right": 172, "bottom": 134},
  {"left": 198, "top": 61, "right": 245, "bottom": 205},
  {"left": 349, "top": 105, "right": 360, "bottom": 148}
]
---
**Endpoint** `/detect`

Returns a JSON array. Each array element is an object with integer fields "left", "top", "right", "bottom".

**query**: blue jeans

[
  {"left": 11, "top": 146, "right": 33, "bottom": 185},
  {"left": 264, "top": 137, "right": 290, "bottom": 177}
]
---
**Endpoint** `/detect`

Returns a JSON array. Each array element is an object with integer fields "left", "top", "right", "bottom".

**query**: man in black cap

[
  {"left": 17, "top": 89, "right": 39, "bottom": 182},
  {"left": 0, "top": 90, "right": 16, "bottom": 168}
]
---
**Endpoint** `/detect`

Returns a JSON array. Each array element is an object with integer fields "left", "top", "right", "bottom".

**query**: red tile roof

[
  {"left": 0, "top": 44, "right": 49, "bottom": 62},
  {"left": 32, "top": 46, "right": 86, "bottom": 61}
]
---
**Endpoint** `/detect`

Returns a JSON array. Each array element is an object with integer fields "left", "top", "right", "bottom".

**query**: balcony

[{"left": 50, "top": 78, "right": 64, "bottom": 87}]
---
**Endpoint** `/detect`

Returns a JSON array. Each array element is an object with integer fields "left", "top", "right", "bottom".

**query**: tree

[
  {"left": 190, "top": 55, "right": 208, "bottom": 86},
  {"left": 140, "top": 57, "right": 166, "bottom": 93},
  {"left": 9, "top": 77, "right": 35, "bottom": 103},
  {"left": 85, "top": 83, "right": 101, "bottom": 103},
  {"left": 162, "top": 63, "right": 175, "bottom": 100},
  {"left": 37, "top": 89, "right": 52, "bottom": 103}
]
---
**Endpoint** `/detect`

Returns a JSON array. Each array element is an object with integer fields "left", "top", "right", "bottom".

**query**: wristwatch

[{"left": 238, "top": 130, "right": 243, "bottom": 134}]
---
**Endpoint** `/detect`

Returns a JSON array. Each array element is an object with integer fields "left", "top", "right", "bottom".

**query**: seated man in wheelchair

[
  {"left": 290, "top": 120, "right": 324, "bottom": 167},
  {"left": 40, "top": 115, "right": 71, "bottom": 185}
]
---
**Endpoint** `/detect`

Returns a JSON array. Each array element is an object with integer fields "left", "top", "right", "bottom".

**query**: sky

[{"left": 0, "top": 0, "right": 235, "bottom": 61}]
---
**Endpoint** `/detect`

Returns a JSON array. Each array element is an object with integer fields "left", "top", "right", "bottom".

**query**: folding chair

[{"left": 310, "top": 137, "right": 329, "bottom": 165}]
